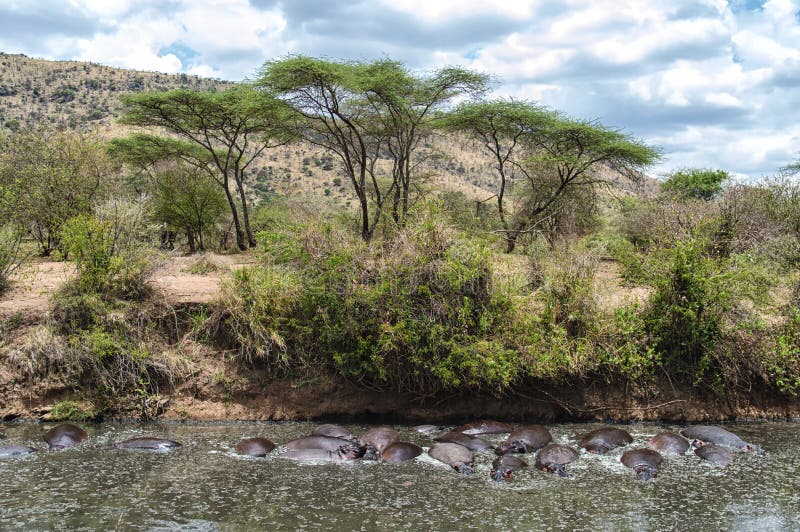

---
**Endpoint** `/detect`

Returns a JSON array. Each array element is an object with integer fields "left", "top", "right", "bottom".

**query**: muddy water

[{"left": 0, "top": 421, "right": 798, "bottom": 530}]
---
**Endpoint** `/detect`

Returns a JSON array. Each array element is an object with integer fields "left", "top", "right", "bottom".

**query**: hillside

[
  {"left": 0, "top": 53, "right": 655, "bottom": 207},
  {"left": 0, "top": 53, "right": 230, "bottom": 130}
]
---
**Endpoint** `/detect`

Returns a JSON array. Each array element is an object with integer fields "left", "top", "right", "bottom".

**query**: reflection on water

[{"left": 1, "top": 421, "right": 798, "bottom": 530}]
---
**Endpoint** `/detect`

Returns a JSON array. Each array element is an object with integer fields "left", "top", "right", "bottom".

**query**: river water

[{"left": 0, "top": 420, "right": 798, "bottom": 531}]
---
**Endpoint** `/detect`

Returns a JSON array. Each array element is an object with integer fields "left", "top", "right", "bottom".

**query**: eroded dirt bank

[
  {"left": 2, "top": 368, "right": 799, "bottom": 423},
  {"left": 2, "top": 256, "right": 798, "bottom": 424}
]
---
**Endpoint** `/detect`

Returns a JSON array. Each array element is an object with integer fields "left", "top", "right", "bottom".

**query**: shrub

[
  {"left": 644, "top": 239, "right": 726, "bottom": 383},
  {"left": 216, "top": 205, "right": 520, "bottom": 394},
  {"left": 216, "top": 266, "right": 303, "bottom": 370},
  {"left": 49, "top": 400, "right": 97, "bottom": 421},
  {"left": 0, "top": 224, "right": 27, "bottom": 293},
  {"left": 60, "top": 199, "right": 158, "bottom": 299},
  {"left": 661, "top": 168, "right": 729, "bottom": 201},
  {"left": 535, "top": 243, "right": 599, "bottom": 338}
]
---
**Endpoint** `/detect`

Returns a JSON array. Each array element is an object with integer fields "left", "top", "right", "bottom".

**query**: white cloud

[
  {"left": 1, "top": 0, "right": 799, "bottom": 177},
  {"left": 384, "top": 0, "right": 538, "bottom": 21}
]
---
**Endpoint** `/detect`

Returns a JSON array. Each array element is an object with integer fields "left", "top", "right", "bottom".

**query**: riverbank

[
  {"left": 2, "top": 254, "right": 799, "bottom": 424},
  {"left": 3, "top": 367, "right": 800, "bottom": 423}
]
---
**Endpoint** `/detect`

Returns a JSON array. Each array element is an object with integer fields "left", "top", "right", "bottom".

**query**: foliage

[
  {"left": 437, "top": 100, "right": 660, "bottom": 252},
  {"left": 535, "top": 243, "right": 599, "bottom": 338},
  {"left": 435, "top": 99, "right": 548, "bottom": 229},
  {"left": 0, "top": 224, "right": 28, "bottom": 293},
  {"left": 661, "top": 167, "right": 729, "bottom": 201},
  {"left": 113, "top": 85, "right": 294, "bottom": 250},
  {"left": 148, "top": 164, "right": 228, "bottom": 252},
  {"left": 216, "top": 204, "right": 523, "bottom": 393},
  {"left": 768, "top": 308, "right": 800, "bottom": 395},
  {"left": 60, "top": 199, "right": 158, "bottom": 299},
  {"left": 258, "top": 56, "right": 487, "bottom": 239},
  {"left": 49, "top": 400, "right": 97, "bottom": 421},
  {"left": 0, "top": 128, "right": 113, "bottom": 255}
]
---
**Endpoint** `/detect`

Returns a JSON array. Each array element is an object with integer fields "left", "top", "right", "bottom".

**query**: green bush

[
  {"left": 217, "top": 266, "right": 303, "bottom": 369},
  {"left": 218, "top": 205, "right": 521, "bottom": 394},
  {"left": 60, "top": 199, "right": 157, "bottom": 299},
  {"left": 49, "top": 400, "right": 96, "bottom": 421},
  {"left": 644, "top": 239, "right": 726, "bottom": 383},
  {"left": 51, "top": 293, "right": 108, "bottom": 334},
  {"left": 661, "top": 168, "right": 729, "bottom": 201},
  {"left": 0, "top": 224, "right": 27, "bottom": 293}
]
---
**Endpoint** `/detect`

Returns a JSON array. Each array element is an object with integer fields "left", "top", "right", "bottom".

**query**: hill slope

[{"left": 0, "top": 52, "right": 654, "bottom": 206}]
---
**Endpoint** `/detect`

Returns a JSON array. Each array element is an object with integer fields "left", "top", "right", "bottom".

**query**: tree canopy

[
  {"left": 0, "top": 128, "right": 113, "bottom": 255},
  {"left": 112, "top": 85, "right": 294, "bottom": 250},
  {"left": 257, "top": 56, "right": 488, "bottom": 239},
  {"left": 437, "top": 100, "right": 660, "bottom": 251},
  {"left": 661, "top": 168, "right": 729, "bottom": 201}
]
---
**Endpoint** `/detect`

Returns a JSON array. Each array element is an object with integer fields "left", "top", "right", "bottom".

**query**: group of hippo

[
  {"left": 0, "top": 420, "right": 759, "bottom": 481},
  {"left": 0, "top": 424, "right": 181, "bottom": 454}
]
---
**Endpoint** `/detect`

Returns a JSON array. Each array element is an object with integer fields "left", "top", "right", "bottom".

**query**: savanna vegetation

[{"left": 1, "top": 53, "right": 799, "bottom": 419}]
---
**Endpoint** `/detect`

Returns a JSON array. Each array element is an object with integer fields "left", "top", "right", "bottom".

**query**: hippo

[
  {"left": 680, "top": 426, "right": 758, "bottom": 452},
  {"left": 114, "top": 437, "right": 181, "bottom": 452},
  {"left": 361, "top": 427, "right": 400, "bottom": 459},
  {"left": 433, "top": 431, "right": 494, "bottom": 452},
  {"left": 428, "top": 442, "right": 474, "bottom": 474},
  {"left": 285, "top": 436, "right": 366, "bottom": 459},
  {"left": 491, "top": 455, "right": 528, "bottom": 481},
  {"left": 310, "top": 424, "right": 359, "bottom": 441},
  {"left": 44, "top": 423, "right": 88, "bottom": 450},
  {"left": 535, "top": 444, "right": 579, "bottom": 477},
  {"left": 453, "top": 420, "right": 514, "bottom": 435},
  {"left": 621, "top": 448, "right": 663, "bottom": 481},
  {"left": 411, "top": 425, "right": 440, "bottom": 434},
  {"left": 381, "top": 442, "right": 422, "bottom": 463},
  {"left": 578, "top": 427, "right": 633, "bottom": 454},
  {"left": 496, "top": 425, "right": 552, "bottom": 455},
  {"left": 280, "top": 448, "right": 353, "bottom": 462},
  {"left": 648, "top": 433, "right": 690, "bottom": 455},
  {"left": 235, "top": 437, "right": 276, "bottom": 457},
  {"left": 0, "top": 445, "right": 37, "bottom": 457},
  {"left": 695, "top": 444, "right": 734, "bottom": 466}
]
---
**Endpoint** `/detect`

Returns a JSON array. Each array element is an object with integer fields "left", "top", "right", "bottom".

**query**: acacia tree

[
  {"left": 113, "top": 85, "right": 293, "bottom": 251},
  {"left": 0, "top": 128, "right": 112, "bottom": 255},
  {"left": 507, "top": 111, "right": 659, "bottom": 252},
  {"left": 434, "top": 100, "right": 547, "bottom": 231},
  {"left": 438, "top": 101, "right": 659, "bottom": 252},
  {"left": 359, "top": 60, "right": 488, "bottom": 223},
  {"left": 257, "top": 56, "right": 386, "bottom": 241},
  {"left": 258, "top": 57, "right": 486, "bottom": 238}
]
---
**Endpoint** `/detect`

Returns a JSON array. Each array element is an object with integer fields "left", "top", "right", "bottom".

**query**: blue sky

[{"left": 1, "top": 0, "right": 799, "bottom": 179}]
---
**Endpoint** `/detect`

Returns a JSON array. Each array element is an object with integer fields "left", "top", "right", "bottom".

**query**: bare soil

[{"left": 0, "top": 253, "right": 253, "bottom": 318}]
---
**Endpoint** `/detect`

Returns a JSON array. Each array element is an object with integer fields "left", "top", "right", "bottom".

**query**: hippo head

[
  {"left": 634, "top": 465, "right": 657, "bottom": 481},
  {"left": 490, "top": 467, "right": 513, "bottom": 481},
  {"left": 455, "top": 464, "right": 474, "bottom": 475},
  {"left": 495, "top": 440, "right": 527, "bottom": 455},
  {"left": 584, "top": 443, "right": 611, "bottom": 454},
  {"left": 337, "top": 442, "right": 366, "bottom": 460},
  {"left": 361, "top": 445, "right": 379, "bottom": 461},
  {"left": 543, "top": 464, "right": 569, "bottom": 477}
]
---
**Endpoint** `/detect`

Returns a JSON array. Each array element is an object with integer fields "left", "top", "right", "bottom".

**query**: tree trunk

[
  {"left": 222, "top": 183, "right": 247, "bottom": 251},
  {"left": 234, "top": 175, "right": 256, "bottom": 248},
  {"left": 186, "top": 228, "right": 196, "bottom": 253},
  {"left": 505, "top": 228, "right": 520, "bottom": 253},
  {"left": 359, "top": 192, "right": 372, "bottom": 241}
]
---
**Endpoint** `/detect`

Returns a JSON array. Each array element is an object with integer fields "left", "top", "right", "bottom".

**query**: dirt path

[{"left": 0, "top": 253, "right": 254, "bottom": 317}]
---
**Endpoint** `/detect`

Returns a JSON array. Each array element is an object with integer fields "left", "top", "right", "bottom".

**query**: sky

[{"left": 1, "top": 0, "right": 799, "bottom": 179}]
